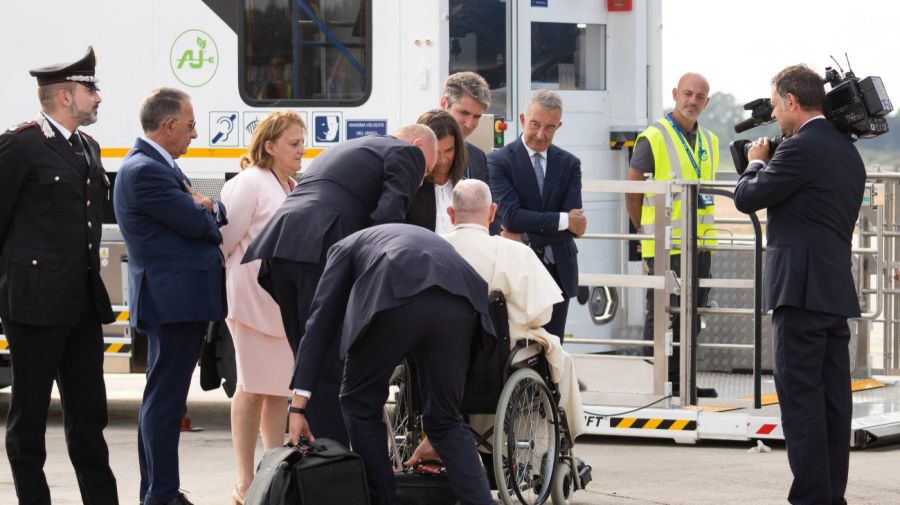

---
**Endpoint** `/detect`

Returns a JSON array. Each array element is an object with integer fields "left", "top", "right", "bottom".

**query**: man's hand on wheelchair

[{"left": 403, "top": 438, "right": 443, "bottom": 474}]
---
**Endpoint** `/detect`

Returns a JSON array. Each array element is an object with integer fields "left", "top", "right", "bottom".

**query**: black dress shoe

[
  {"left": 161, "top": 493, "right": 194, "bottom": 505},
  {"left": 670, "top": 384, "right": 719, "bottom": 398},
  {"left": 697, "top": 387, "right": 718, "bottom": 398}
]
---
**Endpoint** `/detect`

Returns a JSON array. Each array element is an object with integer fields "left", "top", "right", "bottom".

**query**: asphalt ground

[{"left": 1, "top": 372, "right": 899, "bottom": 505}]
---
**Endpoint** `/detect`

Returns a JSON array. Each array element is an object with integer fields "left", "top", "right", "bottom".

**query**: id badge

[{"left": 697, "top": 194, "right": 714, "bottom": 209}]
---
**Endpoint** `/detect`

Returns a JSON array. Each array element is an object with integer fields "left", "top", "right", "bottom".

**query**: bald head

[
  {"left": 393, "top": 123, "right": 439, "bottom": 178},
  {"left": 449, "top": 179, "right": 496, "bottom": 228},
  {"left": 671, "top": 72, "right": 710, "bottom": 128}
]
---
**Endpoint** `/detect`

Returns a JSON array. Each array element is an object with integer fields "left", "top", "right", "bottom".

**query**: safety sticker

[
  {"left": 210, "top": 112, "right": 239, "bottom": 147},
  {"left": 313, "top": 112, "right": 343, "bottom": 147},
  {"left": 347, "top": 120, "right": 387, "bottom": 139}
]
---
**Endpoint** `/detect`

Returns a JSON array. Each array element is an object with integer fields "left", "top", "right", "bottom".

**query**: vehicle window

[
  {"left": 531, "top": 22, "right": 606, "bottom": 91},
  {"left": 448, "top": 0, "right": 508, "bottom": 117},
  {"left": 241, "top": 0, "right": 371, "bottom": 105}
]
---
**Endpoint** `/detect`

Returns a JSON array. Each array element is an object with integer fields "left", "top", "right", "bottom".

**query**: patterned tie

[
  {"left": 174, "top": 163, "right": 191, "bottom": 187},
  {"left": 532, "top": 152, "right": 545, "bottom": 196},
  {"left": 69, "top": 132, "right": 89, "bottom": 173}
]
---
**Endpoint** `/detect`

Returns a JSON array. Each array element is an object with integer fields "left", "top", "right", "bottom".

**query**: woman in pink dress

[{"left": 219, "top": 111, "right": 306, "bottom": 504}]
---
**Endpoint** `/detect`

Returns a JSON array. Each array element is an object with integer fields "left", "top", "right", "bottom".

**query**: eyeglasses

[{"left": 171, "top": 118, "right": 197, "bottom": 130}]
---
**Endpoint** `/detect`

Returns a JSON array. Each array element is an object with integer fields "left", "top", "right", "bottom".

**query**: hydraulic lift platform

[{"left": 574, "top": 354, "right": 900, "bottom": 448}]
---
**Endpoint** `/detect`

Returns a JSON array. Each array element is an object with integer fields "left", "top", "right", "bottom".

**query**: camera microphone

[{"left": 734, "top": 118, "right": 761, "bottom": 134}]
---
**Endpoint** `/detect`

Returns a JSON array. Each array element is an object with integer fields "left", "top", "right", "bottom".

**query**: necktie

[
  {"left": 174, "top": 163, "right": 191, "bottom": 187},
  {"left": 69, "top": 132, "right": 89, "bottom": 172},
  {"left": 532, "top": 152, "right": 545, "bottom": 195}
]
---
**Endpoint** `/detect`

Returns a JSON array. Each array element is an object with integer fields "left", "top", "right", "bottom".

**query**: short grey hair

[
  {"left": 140, "top": 87, "right": 190, "bottom": 133},
  {"left": 451, "top": 179, "right": 492, "bottom": 222},
  {"left": 442, "top": 72, "right": 491, "bottom": 110},
  {"left": 529, "top": 89, "right": 563, "bottom": 114},
  {"left": 37, "top": 82, "right": 75, "bottom": 110}
]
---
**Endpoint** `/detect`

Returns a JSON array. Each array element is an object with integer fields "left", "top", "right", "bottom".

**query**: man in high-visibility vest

[{"left": 625, "top": 72, "right": 719, "bottom": 397}]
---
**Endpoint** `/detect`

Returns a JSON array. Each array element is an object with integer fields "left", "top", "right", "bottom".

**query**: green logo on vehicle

[{"left": 170, "top": 29, "right": 219, "bottom": 87}]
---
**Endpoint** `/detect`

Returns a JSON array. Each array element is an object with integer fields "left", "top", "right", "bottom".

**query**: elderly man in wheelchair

[{"left": 388, "top": 180, "right": 591, "bottom": 505}]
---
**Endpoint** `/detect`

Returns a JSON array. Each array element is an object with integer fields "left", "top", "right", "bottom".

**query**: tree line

[{"left": 700, "top": 92, "right": 900, "bottom": 174}]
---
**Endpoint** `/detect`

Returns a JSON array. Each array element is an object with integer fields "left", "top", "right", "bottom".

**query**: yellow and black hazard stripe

[
  {"left": 104, "top": 342, "right": 132, "bottom": 354},
  {"left": 609, "top": 139, "right": 636, "bottom": 150},
  {"left": 610, "top": 417, "right": 696, "bottom": 431},
  {"left": 609, "top": 131, "right": 639, "bottom": 151},
  {"left": 114, "top": 310, "right": 130, "bottom": 323},
  {"left": 0, "top": 339, "right": 8, "bottom": 352}
]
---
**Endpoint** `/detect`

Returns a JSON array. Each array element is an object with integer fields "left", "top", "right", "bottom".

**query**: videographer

[{"left": 734, "top": 64, "right": 865, "bottom": 505}]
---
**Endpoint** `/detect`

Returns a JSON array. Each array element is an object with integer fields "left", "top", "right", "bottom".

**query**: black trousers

[
  {"left": 266, "top": 258, "right": 348, "bottom": 445},
  {"left": 341, "top": 288, "right": 494, "bottom": 505},
  {"left": 542, "top": 262, "right": 570, "bottom": 344},
  {"left": 642, "top": 252, "right": 711, "bottom": 383},
  {"left": 4, "top": 293, "right": 118, "bottom": 505},
  {"left": 773, "top": 306, "right": 851, "bottom": 505}
]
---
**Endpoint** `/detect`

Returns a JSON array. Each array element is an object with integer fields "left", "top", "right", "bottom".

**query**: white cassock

[{"left": 443, "top": 223, "right": 586, "bottom": 438}]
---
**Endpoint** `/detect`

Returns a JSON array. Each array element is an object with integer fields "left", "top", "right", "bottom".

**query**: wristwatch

[{"left": 288, "top": 406, "right": 306, "bottom": 415}]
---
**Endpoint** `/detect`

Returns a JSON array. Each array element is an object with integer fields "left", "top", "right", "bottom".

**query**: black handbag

[{"left": 245, "top": 439, "right": 370, "bottom": 505}]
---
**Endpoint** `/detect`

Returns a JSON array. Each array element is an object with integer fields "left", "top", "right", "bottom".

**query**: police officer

[
  {"left": 0, "top": 47, "right": 118, "bottom": 505},
  {"left": 625, "top": 72, "right": 719, "bottom": 398}
]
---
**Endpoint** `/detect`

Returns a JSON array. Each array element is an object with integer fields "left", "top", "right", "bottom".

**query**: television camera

[{"left": 730, "top": 56, "right": 892, "bottom": 174}]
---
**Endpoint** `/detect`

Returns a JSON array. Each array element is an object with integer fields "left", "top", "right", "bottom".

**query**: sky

[{"left": 662, "top": 0, "right": 900, "bottom": 108}]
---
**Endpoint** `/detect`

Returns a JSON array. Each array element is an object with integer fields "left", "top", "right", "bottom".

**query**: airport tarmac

[{"left": 1, "top": 371, "right": 899, "bottom": 505}]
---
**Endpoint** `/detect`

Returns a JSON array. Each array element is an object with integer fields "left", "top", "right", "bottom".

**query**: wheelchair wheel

[
  {"left": 493, "top": 368, "right": 560, "bottom": 505},
  {"left": 550, "top": 459, "right": 574, "bottom": 505},
  {"left": 386, "top": 361, "right": 416, "bottom": 471}
]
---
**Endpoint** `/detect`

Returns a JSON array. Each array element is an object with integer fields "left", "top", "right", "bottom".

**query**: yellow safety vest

[{"left": 637, "top": 118, "right": 719, "bottom": 258}]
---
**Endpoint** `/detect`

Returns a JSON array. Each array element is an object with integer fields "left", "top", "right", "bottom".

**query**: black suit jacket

[
  {"left": 291, "top": 223, "right": 494, "bottom": 390},
  {"left": 0, "top": 117, "right": 113, "bottom": 326},
  {"left": 244, "top": 135, "right": 424, "bottom": 267},
  {"left": 488, "top": 137, "right": 582, "bottom": 297},
  {"left": 734, "top": 118, "right": 865, "bottom": 316}
]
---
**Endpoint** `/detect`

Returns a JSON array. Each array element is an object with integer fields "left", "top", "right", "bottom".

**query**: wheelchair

[{"left": 384, "top": 292, "right": 589, "bottom": 505}]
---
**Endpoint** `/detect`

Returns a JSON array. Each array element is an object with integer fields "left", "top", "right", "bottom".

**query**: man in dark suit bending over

[
  {"left": 734, "top": 64, "right": 866, "bottom": 505},
  {"left": 288, "top": 223, "right": 495, "bottom": 505},
  {"left": 243, "top": 126, "right": 437, "bottom": 446},
  {"left": 488, "top": 90, "right": 586, "bottom": 342}
]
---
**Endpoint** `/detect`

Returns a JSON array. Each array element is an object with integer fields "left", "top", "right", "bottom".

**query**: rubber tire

[
  {"left": 551, "top": 459, "right": 574, "bottom": 505},
  {"left": 493, "top": 367, "right": 560, "bottom": 505}
]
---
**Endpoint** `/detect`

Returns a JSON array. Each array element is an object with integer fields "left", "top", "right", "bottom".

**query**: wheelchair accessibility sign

[{"left": 313, "top": 112, "right": 342, "bottom": 147}]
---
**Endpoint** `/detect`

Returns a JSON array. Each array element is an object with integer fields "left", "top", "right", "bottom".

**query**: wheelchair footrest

[{"left": 576, "top": 457, "right": 593, "bottom": 489}]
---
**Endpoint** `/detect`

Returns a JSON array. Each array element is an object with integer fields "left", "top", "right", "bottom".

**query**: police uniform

[{"left": 0, "top": 47, "right": 118, "bottom": 505}]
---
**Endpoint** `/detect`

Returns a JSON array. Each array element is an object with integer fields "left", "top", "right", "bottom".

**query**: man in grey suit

[
  {"left": 243, "top": 126, "right": 437, "bottom": 445},
  {"left": 287, "top": 223, "right": 495, "bottom": 505}
]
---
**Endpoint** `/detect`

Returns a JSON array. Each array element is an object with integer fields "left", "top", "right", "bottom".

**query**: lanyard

[{"left": 666, "top": 113, "right": 705, "bottom": 179}]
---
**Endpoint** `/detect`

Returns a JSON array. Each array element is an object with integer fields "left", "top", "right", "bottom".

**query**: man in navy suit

[
  {"left": 287, "top": 223, "right": 495, "bottom": 505},
  {"left": 114, "top": 88, "right": 227, "bottom": 505},
  {"left": 488, "top": 90, "right": 586, "bottom": 342},
  {"left": 734, "top": 65, "right": 866, "bottom": 505},
  {"left": 243, "top": 126, "right": 436, "bottom": 446}
]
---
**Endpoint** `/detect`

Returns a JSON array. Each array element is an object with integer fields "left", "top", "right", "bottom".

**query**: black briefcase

[
  {"left": 395, "top": 469, "right": 458, "bottom": 505},
  {"left": 245, "top": 439, "right": 370, "bottom": 505}
]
